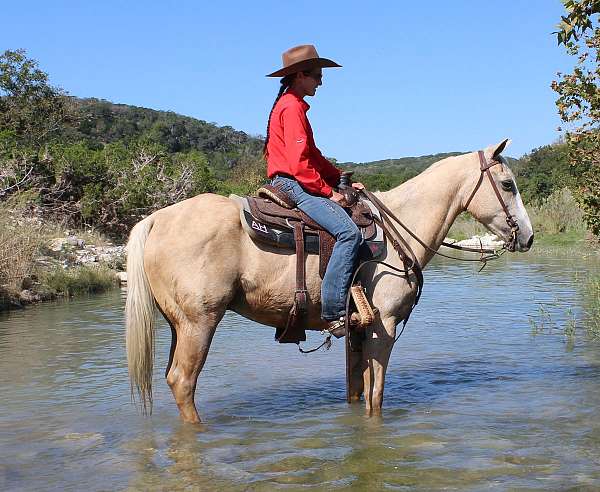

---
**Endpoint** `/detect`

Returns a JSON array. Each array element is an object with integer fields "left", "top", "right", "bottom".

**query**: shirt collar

[{"left": 286, "top": 90, "right": 310, "bottom": 111}]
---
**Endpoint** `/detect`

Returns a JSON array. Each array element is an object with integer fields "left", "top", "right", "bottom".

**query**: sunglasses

[{"left": 303, "top": 71, "right": 322, "bottom": 81}]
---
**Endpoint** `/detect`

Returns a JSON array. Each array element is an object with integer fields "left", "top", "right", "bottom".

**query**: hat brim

[{"left": 266, "top": 57, "right": 341, "bottom": 78}]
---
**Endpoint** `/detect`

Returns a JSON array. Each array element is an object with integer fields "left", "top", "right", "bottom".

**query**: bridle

[
  {"left": 463, "top": 151, "right": 520, "bottom": 252},
  {"left": 360, "top": 150, "right": 521, "bottom": 269}
]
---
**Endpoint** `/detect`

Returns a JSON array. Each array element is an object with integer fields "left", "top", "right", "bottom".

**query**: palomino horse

[{"left": 126, "top": 139, "right": 534, "bottom": 423}]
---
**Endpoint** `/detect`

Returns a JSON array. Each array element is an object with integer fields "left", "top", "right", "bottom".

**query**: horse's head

[{"left": 464, "top": 139, "right": 534, "bottom": 252}]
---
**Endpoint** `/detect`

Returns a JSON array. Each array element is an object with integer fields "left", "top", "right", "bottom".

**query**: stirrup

[{"left": 350, "top": 284, "right": 376, "bottom": 327}]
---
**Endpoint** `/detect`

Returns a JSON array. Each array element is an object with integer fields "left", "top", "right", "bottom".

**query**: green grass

[
  {"left": 40, "top": 264, "right": 118, "bottom": 297},
  {"left": 533, "top": 230, "right": 587, "bottom": 247}
]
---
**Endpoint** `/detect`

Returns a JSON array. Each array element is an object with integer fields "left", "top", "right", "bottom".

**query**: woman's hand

[
  {"left": 351, "top": 182, "right": 365, "bottom": 190},
  {"left": 330, "top": 190, "right": 348, "bottom": 206}
]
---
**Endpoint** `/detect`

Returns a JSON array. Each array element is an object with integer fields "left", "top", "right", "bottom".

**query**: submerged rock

[{"left": 19, "top": 289, "right": 44, "bottom": 304}]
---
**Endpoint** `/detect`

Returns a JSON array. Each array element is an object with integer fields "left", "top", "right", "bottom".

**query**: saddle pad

[{"left": 231, "top": 195, "right": 385, "bottom": 259}]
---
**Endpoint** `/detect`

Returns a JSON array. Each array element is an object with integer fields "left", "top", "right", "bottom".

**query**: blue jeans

[{"left": 272, "top": 176, "right": 362, "bottom": 320}]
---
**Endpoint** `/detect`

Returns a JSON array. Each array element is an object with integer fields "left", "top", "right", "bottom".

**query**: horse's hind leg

[{"left": 166, "top": 310, "right": 224, "bottom": 424}]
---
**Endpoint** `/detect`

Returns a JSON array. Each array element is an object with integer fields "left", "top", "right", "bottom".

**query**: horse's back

[
  {"left": 142, "top": 194, "right": 244, "bottom": 316},
  {"left": 150, "top": 193, "right": 240, "bottom": 237}
]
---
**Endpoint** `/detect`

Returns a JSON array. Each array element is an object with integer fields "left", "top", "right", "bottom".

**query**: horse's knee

[{"left": 364, "top": 389, "right": 384, "bottom": 411}]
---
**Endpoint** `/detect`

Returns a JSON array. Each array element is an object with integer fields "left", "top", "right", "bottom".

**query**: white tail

[{"left": 125, "top": 215, "right": 156, "bottom": 413}]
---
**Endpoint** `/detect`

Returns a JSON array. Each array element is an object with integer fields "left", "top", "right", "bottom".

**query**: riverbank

[
  {"left": 449, "top": 188, "right": 598, "bottom": 251},
  {"left": 0, "top": 203, "right": 125, "bottom": 311}
]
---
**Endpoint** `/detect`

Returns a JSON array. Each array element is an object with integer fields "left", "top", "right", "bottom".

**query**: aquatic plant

[
  {"left": 583, "top": 274, "right": 600, "bottom": 337},
  {"left": 529, "top": 274, "right": 600, "bottom": 342}
]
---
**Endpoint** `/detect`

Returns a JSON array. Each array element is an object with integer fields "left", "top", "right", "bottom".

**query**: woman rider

[{"left": 264, "top": 44, "right": 364, "bottom": 333}]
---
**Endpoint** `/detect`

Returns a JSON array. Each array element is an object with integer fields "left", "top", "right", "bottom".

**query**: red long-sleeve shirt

[{"left": 266, "top": 91, "right": 341, "bottom": 197}]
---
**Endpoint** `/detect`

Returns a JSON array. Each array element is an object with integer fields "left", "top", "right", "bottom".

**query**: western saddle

[{"left": 233, "top": 173, "right": 384, "bottom": 344}]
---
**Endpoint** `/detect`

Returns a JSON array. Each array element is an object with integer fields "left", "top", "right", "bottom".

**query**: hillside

[
  {"left": 62, "top": 97, "right": 264, "bottom": 175},
  {"left": 338, "top": 152, "right": 465, "bottom": 190},
  {"left": 340, "top": 152, "right": 465, "bottom": 173}
]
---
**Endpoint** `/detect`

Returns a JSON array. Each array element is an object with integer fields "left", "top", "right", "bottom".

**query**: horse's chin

[
  {"left": 514, "top": 232, "right": 534, "bottom": 252},
  {"left": 506, "top": 239, "right": 532, "bottom": 253},
  {"left": 496, "top": 229, "right": 532, "bottom": 253}
]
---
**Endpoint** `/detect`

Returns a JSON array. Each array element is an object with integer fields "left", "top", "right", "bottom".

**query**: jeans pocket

[{"left": 273, "top": 177, "right": 297, "bottom": 202}]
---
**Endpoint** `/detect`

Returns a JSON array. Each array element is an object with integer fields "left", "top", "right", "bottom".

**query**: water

[{"left": 1, "top": 253, "right": 599, "bottom": 491}]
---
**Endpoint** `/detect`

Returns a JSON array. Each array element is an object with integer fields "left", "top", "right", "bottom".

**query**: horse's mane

[
  {"left": 378, "top": 152, "right": 470, "bottom": 208},
  {"left": 419, "top": 153, "right": 468, "bottom": 175}
]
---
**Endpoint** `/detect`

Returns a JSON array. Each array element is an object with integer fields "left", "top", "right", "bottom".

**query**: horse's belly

[{"left": 229, "top": 246, "right": 326, "bottom": 330}]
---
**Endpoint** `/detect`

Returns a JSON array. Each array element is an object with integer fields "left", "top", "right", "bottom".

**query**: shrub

[
  {"left": 0, "top": 202, "right": 45, "bottom": 290},
  {"left": 528, "top": 187, "right": 586, "bottom": 235},
  {"left": 40, "top": 264, "right": 117, "bottom": 296}
]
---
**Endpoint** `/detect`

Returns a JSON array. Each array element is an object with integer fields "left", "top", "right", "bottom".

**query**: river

[{"left": 1, "top": 252, "right": 599, "bottom": 491}]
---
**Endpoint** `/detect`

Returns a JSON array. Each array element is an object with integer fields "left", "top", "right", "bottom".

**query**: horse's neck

[{"left": 377, "top": 155, "right": 472, "bottom": 267}]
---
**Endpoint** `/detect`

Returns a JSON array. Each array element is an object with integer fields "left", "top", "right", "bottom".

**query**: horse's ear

[{"left": 490, "top": 138, "right": 511, "bottom": 159}]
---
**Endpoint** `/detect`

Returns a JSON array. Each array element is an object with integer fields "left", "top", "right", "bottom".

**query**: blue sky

[{"left": 2, "top": 1, "right": 573, "bottom": 161}]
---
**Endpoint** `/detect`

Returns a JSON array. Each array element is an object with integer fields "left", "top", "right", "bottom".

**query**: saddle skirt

[{"left": 230, "top": 194, "right": 385, "bottom": 278}]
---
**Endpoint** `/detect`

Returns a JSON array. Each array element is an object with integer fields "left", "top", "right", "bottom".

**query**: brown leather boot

[
  {"left": 327, "top": 313, "right": 366, "bottom": 338},
  {"left": 326, "top": 317, "right": 346, "bottom": 338}
]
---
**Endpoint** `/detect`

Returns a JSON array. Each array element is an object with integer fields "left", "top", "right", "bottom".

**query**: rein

[
  {"left": 363, "top": 190, "right": 503, "bottom": 267},
  {"left": 362, "top": 150, "right": 520, "bottom": 265},
  {"left": 299, "top": 151, "right": 520, "bottom": 353}
]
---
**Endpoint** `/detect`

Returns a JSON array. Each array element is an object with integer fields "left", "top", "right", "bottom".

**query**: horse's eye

[{"left": 501, "top": 179, "right": 515, "bottom": 193}]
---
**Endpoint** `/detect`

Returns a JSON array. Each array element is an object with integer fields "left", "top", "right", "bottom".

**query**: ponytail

[{"left": 263, "top": 74, "right": 295, "bottom": 158}]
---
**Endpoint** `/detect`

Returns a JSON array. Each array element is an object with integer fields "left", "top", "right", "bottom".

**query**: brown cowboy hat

[{"left": 266, "top": 44, "right": 341, "bottom": 78}]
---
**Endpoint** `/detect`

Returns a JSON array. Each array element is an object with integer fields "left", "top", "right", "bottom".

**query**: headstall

[{"left": 463, "top": 151, "right": 520, "bottom": 252}]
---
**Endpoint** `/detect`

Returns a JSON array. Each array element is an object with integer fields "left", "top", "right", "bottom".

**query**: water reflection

[{"left": 1, "top": 255, "right": 599, "bottom": 491}]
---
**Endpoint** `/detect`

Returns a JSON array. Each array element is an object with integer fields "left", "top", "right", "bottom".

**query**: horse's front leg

[
  {"left": 347, "top": 347, "right": 365, "bottom": 402},
  {"left": 362, "top": 315, "right": 397, "bottom": 413}
]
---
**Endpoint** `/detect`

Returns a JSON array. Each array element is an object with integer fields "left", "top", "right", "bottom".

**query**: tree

[
  {"left": 552, "top": 0, "right": 600, "bottom": 236},
  {"left": 0, "top": 49, "right": 73, "bottom": 147},
  {"left": 515, "top": 143, "right": 570, "bottom": 203}
]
